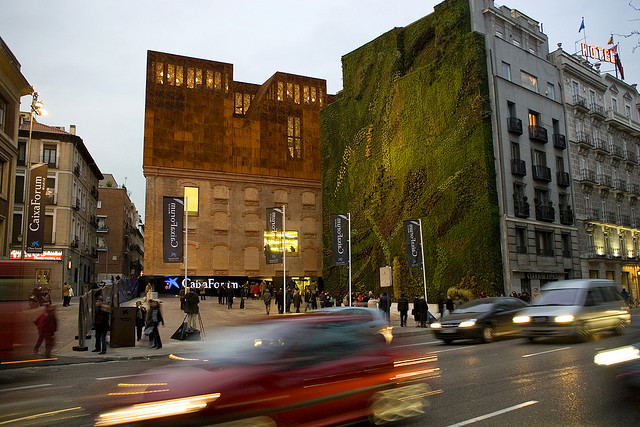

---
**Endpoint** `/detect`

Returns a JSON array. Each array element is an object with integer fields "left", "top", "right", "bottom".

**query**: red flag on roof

[{"left": 615, "top": 53, "right": 625, "bottom": 80}]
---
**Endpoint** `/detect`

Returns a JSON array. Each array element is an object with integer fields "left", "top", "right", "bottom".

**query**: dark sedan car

[
  {"left": 96, "top": 312, "right": 439, "bottom": 426},
  {"left": 430, "top": 297, "right": 529, "bottom": 344}
]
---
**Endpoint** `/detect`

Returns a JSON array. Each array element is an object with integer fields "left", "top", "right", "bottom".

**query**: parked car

[
  {"left": 513, "top": 279, "right": 631, "bottom": 342},
  {"left": 430, "top": 297, "right": 529, "bottom": 344},
  {"left": 96, "top": 312, "right": 439, "bottom": 426}
]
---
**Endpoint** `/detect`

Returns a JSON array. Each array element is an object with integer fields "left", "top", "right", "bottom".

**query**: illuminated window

[
  {"left": 520, "top": 71, "right": 538, "bottom": 92},
  {"left": 263, "top": 230, "right": 299, "bottom": 257},
  {"left": 244, "top": 94, "right": 251, "bottom": 113},
  {"left": 195, "top": 69, "right": 202, "bottom": 88},
  {"left": 294, "top": 84, "right": 300, "bottom": 104},
  {"left": 206, "top": 70, "right": 213, "bottom": 89},
  {"left": 303, "top": 86, "right": 309, "bottom": 103},
  {"left": 45, "top": 177, "right": 56, "bottom": 205},
  {"left": 187, "top": 68, "right": 194, "bottom": 88},
  {"left": 215, "top": 71, "right": 221, "bottom": 90},
  {"left": 184, "top": 187, "right": 198, "bottom": 216},
  {"left": 287, "top": 82, "right": 293, "bottom": 100},
  {"left": 155, "top": 62, "right": 164, "bottom": 84},
  {"left": 225, "top": 73, "right": 229, "bottom": 92},
  {"left": 311, "top": 87, "right": 316, "bottom": 103},
  {"left": 167, "top": 64, "right": 174, "bottom": 86},
  {"left": 235, "top": 93, "right": 244, "bottom": 115},
  {"left": 319, "top": 88, "right": 324, "bottom": 106},
  {"left": 277, "top": 82, "right": 284, "bottom": 101},
  {"left": 287, "top": 117, "right": 302, "bottom": 159},
  {"left": 175, "top": 66, "right": 183, "bottom": 86}
]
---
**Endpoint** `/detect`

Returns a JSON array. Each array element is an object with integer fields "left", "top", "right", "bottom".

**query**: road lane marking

[
  {"left": 96, "top": 372, "right": 154, "bottom": 381},
  {"left": 0, "top": 407, "right": 82, "bottom": 425},
  {"left": 446, "top": 400, "right": 538, "bottom": 427},
  {"left": 433, "top": 346, "right": 474, "bottom": 354},
  {"left": 522, "top": 347, "right": 570, "bottom": 358},
  {"left": 0, "top": 384, "right": 52, "bottom": 393},
  {"left": 395, "top": 341, "right": 441, "bottom": 347}
]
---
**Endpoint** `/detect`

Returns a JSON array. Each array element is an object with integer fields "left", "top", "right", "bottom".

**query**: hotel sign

[{"left": 580, "top": 43, "right": 616, "bottom": 64}]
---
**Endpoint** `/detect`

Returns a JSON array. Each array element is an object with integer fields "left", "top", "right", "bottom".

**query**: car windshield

[
  {"left": 532, "top": 288, "right": 581, "bottom": 306},
  {"left": 454, "top": 300, "right": 495, "bottom": 313}
]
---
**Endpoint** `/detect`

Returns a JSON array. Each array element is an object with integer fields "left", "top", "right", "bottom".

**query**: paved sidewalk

[{"left": 1, "top": 295, "right": 434, "bottom": 368}]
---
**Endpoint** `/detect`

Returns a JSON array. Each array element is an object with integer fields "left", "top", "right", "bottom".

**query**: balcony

[
  {"left": 553, "top": 133, "right": 566, "bottom": 150},
  {"left": 535, "top": 204, "right": 555, "bottom": 222},
  {"left": 507, "top": 117, "right": 523, "bottom": 135},
  {"left": 584, "top": 208, "right": 602, "bottom": 222},
  {"left": 91, "top": 185, "right": 99, "bottom": 200},
  {"left": 529, "top": 125, "right": 548, "bottom": 143},
  {"left": 614, "top": 179, "right": 628, "bottom": 192},
  {"left": 576, "top": 131, "right": 593, "bottom": 148},
  {"left": 511, "top": 159, "right": 527, "bottom": 176},
  {"left": 532, "top": 165, "right": 552, "bottom": 182},
  {"left": 73, "top": 162, "right": 80, "bottom": 176},
  {"left": 579, "top": 169, "right": 597, "bottom": 184},
  {"left": 590, "top": 102, "right": 606, "bottom": 119},
  {"left": 73, "top": 197, "right": 80, "bottom": 211},
  {"left": 620, "top": 215, "right": 632, "bottom": 227},
  {"left": 573, "top": 94, "right": 589, "bottom": 111},
  {"left": 514, "top": 199, "right": 530, "bottom": 218},
  {"left": 71, "top": 237, "right": 79, "bottom": 248},
  {"left": 605, "top": 212, "right": 618, "bottom": 224},
  {"left": 559, "top": 205, "right": 574, "bottom": 225},
  {"left": 611, "top": 145, "right": 625, "bottom": 159},
  {"left": 593, "top": 137, "right": 610, "bottom": 154},
  {"left": 90, "top": 215, "right": 98, "bottom": 228},
  {"left": 597, "top": 174, "right": 612, "bottom": 188},
  {"left": 97, "top": 225, "right": 108, "bottom": 233},
  {"left": 626, "top": 150, "right": 638, "bottom": 164},
  {"left": 630, "top": 183, "right": 640, "bottom": 196},
  {"left": 556, "top": 171, "right": 570, "bottom": 187}
]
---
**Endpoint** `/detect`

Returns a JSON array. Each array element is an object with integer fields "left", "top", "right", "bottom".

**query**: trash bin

[{"left": 110, "top": 306, "right": 135, "bottom": 347}]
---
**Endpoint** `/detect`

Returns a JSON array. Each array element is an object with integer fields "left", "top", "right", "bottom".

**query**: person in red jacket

[{"left": 34, "top": 304, "right": 57, "bottom": 358}]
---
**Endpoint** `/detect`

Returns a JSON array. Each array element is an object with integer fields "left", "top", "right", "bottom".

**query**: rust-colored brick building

[{"left": 143, "top": 51, "right": 327, "bottom": 290}]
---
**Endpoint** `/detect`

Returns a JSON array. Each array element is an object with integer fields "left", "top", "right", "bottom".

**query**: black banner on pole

[
  {"left": 265, "top": 207, "right": 283, "bottom": 264},
  {"left": 26, "top": 163, "right": 48, "bottom": 253},
  {"left": 403, "top": 219, "right": 422, "bottom": 268},
  {"left": 331, "top": 214, "right": 349, "bottom": 266},
  {"left": 163, "top": 196, "right": 184, "bottom": 263}
]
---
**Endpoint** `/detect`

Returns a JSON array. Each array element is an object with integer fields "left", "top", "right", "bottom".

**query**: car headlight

[
  {"left": 458, "top": 320, "right": 476, "bottom": 328},
  {"left": 554, "top": 315, "right": 574, "bottom": 323},
  {"left": 513, "top": 316, "right": 531, "bottom": 324},
  {"left": 430, "top": 322, "right": 442, "bottom": 329},
  {"left": 594, "top": 345, "right": 640, "bottom": 366},
  {"left": 96, "top": 393, "right": 221, "bottom": 426}
]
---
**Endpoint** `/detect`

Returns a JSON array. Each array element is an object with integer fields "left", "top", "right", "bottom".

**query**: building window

[
  {"left": 0, "top": 96, "right": 6, "bottom": 134},
  {"left": 215, "top": 71, "right": 222, "bottom": 90},
  {"left": 515, "top": 227, "right": 527, "bottom": 254},
  {"left": 502, "top": 62, "right": 511, "bottom": 80},
  {"left": 612, "top": 97, "right": 618, "bottom": 113},
  {"left": 244, "top": 94, "right": 251, "bottom": 113},
  {"left": 508, "top": 101, "right": 516, "bottom": 118},
  {"left": 311, "top": 87, "right": 317, "bottom": 103},
  {"left": 535, "top": 230, "right": 554, "bottom": 256},
  {"left": 528, "top": 110, "right": 540, "bottom": 127},
  {"left": 626, "top": 104, "right": 631, "bottom": 118},
  {"left": 235, "top": 93, "right": 244, "bottom": 115},
  {"left": 277, "top": 82, "right": 284, "bottom": 101},
  {"left": 561, "top": 233, "right": 571, "bottom": 258},
  {"left": 287, "top": 116, "right": 302, "bottom": 159},
  {"left": 167, "top": 64, "right": 174, "bottom": 86},
  {"left": 206, "top": 70, "right": 213, "bottom": 89},
  {"left": 495, "top": 29, "right": 503, "bottom": 39},
  {"left": 547, "top": 83, "right": 555, "bottom": 100},
  {"left": 511, "top": 141, "right": 521, "bottom": 160},
  {"left": 184, "top": 186, "right": 198, "bottom": 216},
  {"left": 521, "top": 71, "right": 538, "bottom": 92},
  {"left": 45, "top": 177, "right": 56, "bottom": 205},
  {"left": 155, "top": 62, "right": 164, "bottom": 84},
  {"left": 12, "top": 212, "right": 21, "bottom": 245},
  {"left": 17, "top": 140, "right": 26, "bottom": 166},
  {"left": 195, "top": 68, "right": 202, "bottom": 88},
  {"left": 43, "top": 144, "right": 57, "bottom": 168},
  {"left": 287, "top": 82, "right": 293, "bottom": 101},
  {"left": 14, "top": 175, "right": 24, "bottom": 203},
  {"left": 303, "top": 86, "right": 310, "bottom": 104},
  {"left": 175, "top": 66, "right": 183, "bottom": 86},
  {"left": 294, "top": 84, "right": 300, "bottom": 104},
  {"left": 186, "top": 68, "right": 194, "bottom": 88},
  {"left": 264, "top": 230, "right": 299, "bottom": 257}
]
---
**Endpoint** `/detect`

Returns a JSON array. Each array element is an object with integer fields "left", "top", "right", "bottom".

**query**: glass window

[
  {"left": 187, "top": 68, "right": 194, "bottom": 88},
  {"left": 206, "top": 70, "right": 213, "bottom": 89},
  {"left": 14, "top": 175, "right": 24, "bottom": 203},
  {"left": 175, "top": 66, "right": 183, "bottom": 86},
  {"left": 287, "top": 116, "right": 302, "bottom": 159},
  {"left": 43, "top": 144, "right": 57, "bottom": 167},
  {"left": 521, "top": 71, "right": 538, "bottom": 92},
  {"left": 512, "top": 39, "right": 521, "bottom": 47},
  {"left": 195, "top": 69, "right": 202, "bottom": 88},
  {"left": 45, "top": 177, "right": 56, "bottom": 205},
  {"left": 294, "top": 84, "right": 300, "bottom": 104},
  {"left": 303, "top": 86, "right": 310, "bottom": 104},
  {"left": 215, "top": 71, "right": 221, "bottom": 90},
  {"left": 155, "top": 62, "right": 164, "bottom": 84},
  {"left": 612, "top": 97, "right": 618, "bottom": 112},
  {"left": 561, "top": 233, "right": 571, "bottom": 258},
  {"left": 287, "top": 82, "right": 293, "bottom": 100},
  {"left": 167, "top": 64, "right": 174, "bottom": 86},
  {"left": 235, "top": 93, "right": 244, "bottom": 115},
  {"left": 547, "top": 83, "right": 555, "bottom": 100},
  {"left": 263, "top": 230, "right": 299, "bottom": 257},
  {"left": 17, "top": 140, "right": 26, "bottom": 166},
  {"left": 495, "top": 29, "right": 503, "bottom": 39},
  {"left": 243, "top": 94, "right": 251, "bottom": 114},
  {"left": 311, "top": 87, "right": 317, "bottom": 103},
  {"left": 184, "top": 187, "right": 198, "bottom": 216},
  {"left": 502, "top": 62, "right": 511, "bottom": 80},
  {"left": 535, "top": 230, "right": 554, "bottom": 256},
  {"left": 528, "top": 110, "right": 540, "bottom": 127},
  {"left": 626, "top": 105, "right": 631, "bottom": 118},
  {"left": 516, "top": 227, "right": 527, "bottom": 254},
  {"left": 277, "top": 82, "right": 284, "bottom": 101}
]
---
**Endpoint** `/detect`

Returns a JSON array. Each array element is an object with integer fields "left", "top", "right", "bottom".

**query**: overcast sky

[{"left": 2, "top": 0, "right": 638, "bottom": 220}]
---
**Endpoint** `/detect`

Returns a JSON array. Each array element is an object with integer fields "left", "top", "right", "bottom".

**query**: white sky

[{"left": 1, "top": 0, "right": 638, "bottom": 219}]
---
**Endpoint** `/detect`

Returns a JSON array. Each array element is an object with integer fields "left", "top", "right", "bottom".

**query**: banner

[
  {"left": 163, "top": 196, "right": 184, "bottom": 263},
  {"left": 403, "top": 219, "right": 422, "bottom": 268},
  {"left": 26, "top": 163, "right": 48, "bottom": 253},
  {"left": 331, "top": 214, "right": 349, "bottom": 266},
  {"left": 265, "top": 207, "right": 283, "bottom": 264}
]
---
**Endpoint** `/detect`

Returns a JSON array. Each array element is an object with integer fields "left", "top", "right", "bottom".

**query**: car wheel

[
  {"left": 576, "top": 322, "right": 591, "bottom": 343},
  {"left": 369, "top": 383, "right": 431, "bottom": 425},
  {"left": 481, "top": 326, "right": 495, "bottom": 343},
  {"left": 613, "top": 320, "right": 628, "bottom": 335},
  {"left": 443, "top": 338, "right": 453, "bottom": 345}
]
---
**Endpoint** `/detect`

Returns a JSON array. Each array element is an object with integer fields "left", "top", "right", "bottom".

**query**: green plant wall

[{"left": 321, "top": 0, "right": 503, "bottom": 300}]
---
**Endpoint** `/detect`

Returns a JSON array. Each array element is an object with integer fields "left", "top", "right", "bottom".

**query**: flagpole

[
  {"left": 185, "top": 197, "right": 188, "bottom": 288},
  {"left": 348, "top": 213, "right": 352, "bottom": 307},
  {"left": 282, "top": 204, "right": 286, "bottom": 313},
  {"left": 418, "top": 219, "right": 428, "bottom": 303}
]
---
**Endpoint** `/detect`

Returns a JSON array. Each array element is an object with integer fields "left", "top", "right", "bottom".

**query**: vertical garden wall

[{"left": 321, "top": 0, "right": 503, "bottom": 299}]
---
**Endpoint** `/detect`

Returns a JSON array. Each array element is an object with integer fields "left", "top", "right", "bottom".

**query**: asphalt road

[{"left": 1, "top": 323, "right": 639, "bottom": 426}]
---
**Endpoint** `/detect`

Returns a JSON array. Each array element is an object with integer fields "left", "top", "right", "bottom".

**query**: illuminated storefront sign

[
  {"left": 580, "top": 43, "right": 616, "bottom": 64},
  {"left": 162, "top": 276, "right": 247, "bottom": 291},
  {"left": 10, "top": 250, "right": 63, "bottom": 261}
]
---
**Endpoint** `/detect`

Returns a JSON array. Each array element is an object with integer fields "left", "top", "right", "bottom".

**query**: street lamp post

[{"left": 20, "top": 91, "right": 47, "bottom": 259}]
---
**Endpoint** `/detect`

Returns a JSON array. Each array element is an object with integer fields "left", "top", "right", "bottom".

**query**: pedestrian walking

[
  {"left": 293, "top": 289, "right": 302, "bottom": 313},
  {"left": 445, "top": 295, "right": 455, "bottom": 316},
  {"left": 378, "top": 292, "right": 391, "bottom": 323},
  {"left": 200, "top": 282, "right": 206, "bottom": 300},
  {"left": 397, "top": 294, "right": 409, "bottom": 327},
  {"left": 227, "top": 283, "right": 234, "bottom": 309},
  {"left": 417, "top": 296, "right": 429, "bottom": 327},
  {"left": 62, "top": 282, "right": 72, "bottom": 306},
  {"left": 185, "top": 288, "right": 200, "bottom": 331},
  {"left": 146, "top": 299, "right": 165, "bottom": 349},
  {"left": 135, "top": 300, "right": 147, "bottom": 341},
  {"left": 93, "top": 299, "right": 110, "bottom": 354},
  {"left": 33, "top": 304, "right": 57, "bottom": 357},
  {"left": 262, "top": 289, "right": 272, "bottom": 315}
]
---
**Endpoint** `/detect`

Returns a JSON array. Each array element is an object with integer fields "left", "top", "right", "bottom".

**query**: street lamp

[{"left": 20, "top": 90, "right": 48, "bottom": 259}]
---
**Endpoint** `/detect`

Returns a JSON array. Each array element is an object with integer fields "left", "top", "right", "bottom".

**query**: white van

[{"left": 513, "top": 279, "right": 630, "bottom": 342}]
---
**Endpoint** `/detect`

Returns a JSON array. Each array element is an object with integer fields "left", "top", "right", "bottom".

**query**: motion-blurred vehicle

[
  {"left": 594, "top": 342, "right": 640, "bottom": 390},
  {"left": 513, "top": 279, "right": 630, "bottom": 342},
  {"left": 430, "top": 297, "right": 529, "bottom": 344},
  {"left": 319, "top": 306, "right": 393, "bottom": 342},
  {"left": 96, "top": 312, "right": 439, "bottom": 426}
]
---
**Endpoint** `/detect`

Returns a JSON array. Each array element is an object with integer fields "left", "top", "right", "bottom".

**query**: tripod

[{"left": 182, "top": 312, "right": 206, "bottom": 338}]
